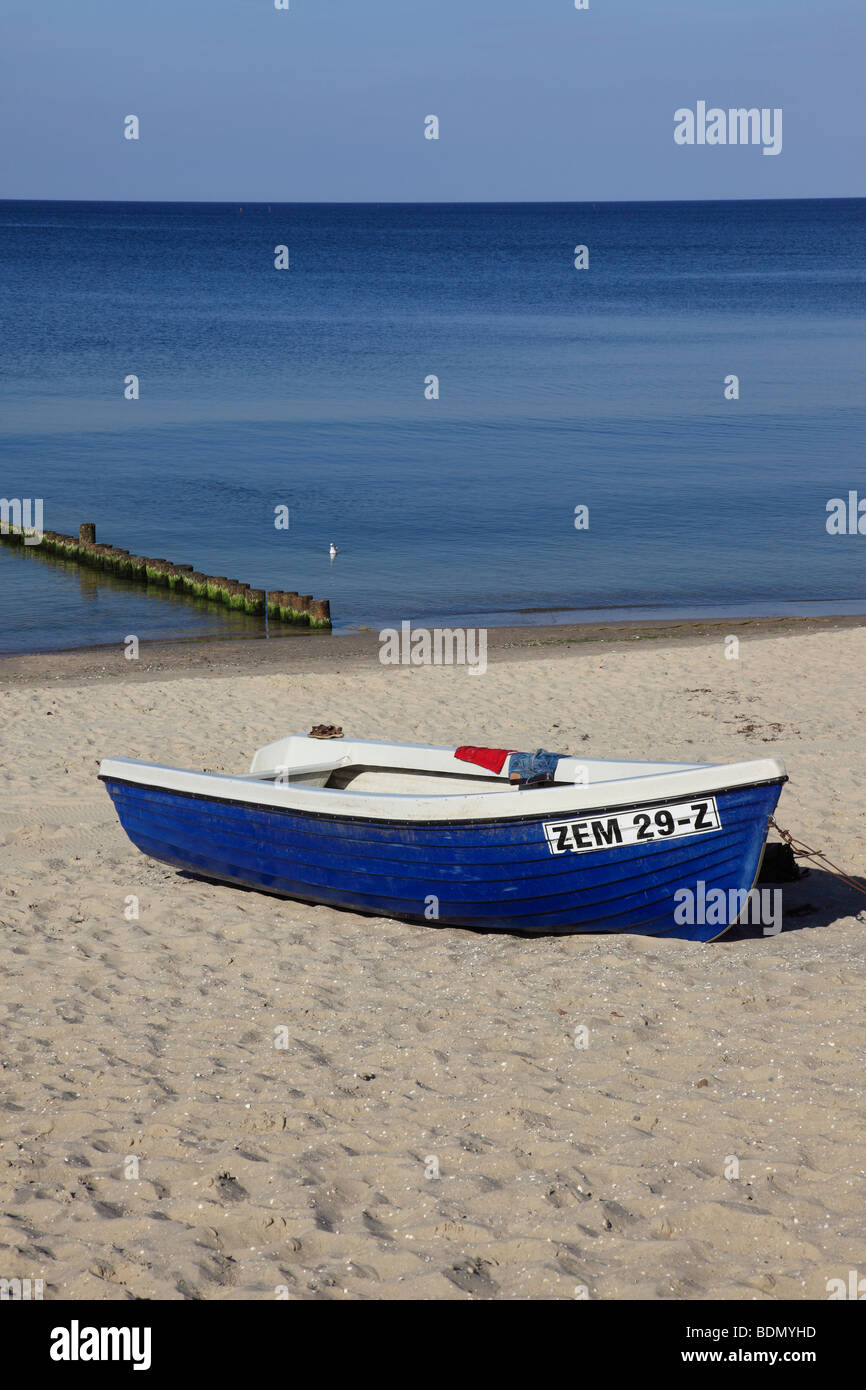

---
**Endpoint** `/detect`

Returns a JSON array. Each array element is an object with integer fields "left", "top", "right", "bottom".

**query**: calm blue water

[{"left": 1, "top": 199, "right": 864, "bottom": 654}]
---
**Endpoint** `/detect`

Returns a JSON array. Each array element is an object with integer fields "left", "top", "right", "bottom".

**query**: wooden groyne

[{"left": 0, "top": 521, "right": 331, "bottom": 629}]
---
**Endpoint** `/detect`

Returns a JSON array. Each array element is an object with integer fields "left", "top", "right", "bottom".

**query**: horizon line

[{"left": 1, "top": 194, "right": 864, "bottom": 207}]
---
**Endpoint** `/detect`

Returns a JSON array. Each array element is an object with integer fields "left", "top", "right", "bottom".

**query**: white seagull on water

[{"left": 329, "top": 542, "right": 338, "bottom": 559}]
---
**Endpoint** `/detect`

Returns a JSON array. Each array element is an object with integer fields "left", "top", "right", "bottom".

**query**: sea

[{"left": 0, "top": 198, "right": 864, "bottom": 654}]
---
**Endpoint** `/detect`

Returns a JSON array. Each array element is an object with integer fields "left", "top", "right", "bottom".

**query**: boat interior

[{"left": 245, "top": 735, "right": 708, "bottom": 797}]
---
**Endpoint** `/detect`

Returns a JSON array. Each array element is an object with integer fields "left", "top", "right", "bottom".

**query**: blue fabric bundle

[{"left": 507, "top": 749, "right": 563, "bottom": 787}]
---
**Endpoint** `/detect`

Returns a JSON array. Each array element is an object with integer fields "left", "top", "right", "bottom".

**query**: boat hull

[{"left": 101, "top": 774, "right": 785, "bottom": 940}]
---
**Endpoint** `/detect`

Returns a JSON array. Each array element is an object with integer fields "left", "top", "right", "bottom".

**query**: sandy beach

[{"left": 1, "top": 619, "right": 864, "bottom": 1301}]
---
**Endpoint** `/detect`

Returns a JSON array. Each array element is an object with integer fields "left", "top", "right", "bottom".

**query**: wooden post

[{"left": 309, "top": 598, "right": 331, "bottom": 627}]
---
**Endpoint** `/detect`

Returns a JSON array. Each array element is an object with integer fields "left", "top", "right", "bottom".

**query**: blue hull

[{"left": 101, "top": 775, "right": 784, "bottom": 940}]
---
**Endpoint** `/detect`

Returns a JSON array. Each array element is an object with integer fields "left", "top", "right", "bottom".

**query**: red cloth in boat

[{"left": 454, "top": 746, "right": 516, "bottom": 774}]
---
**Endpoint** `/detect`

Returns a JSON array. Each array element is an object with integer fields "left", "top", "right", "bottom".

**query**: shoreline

[{"left": 3, "top": 611, "right": 866, "bottom": 686}]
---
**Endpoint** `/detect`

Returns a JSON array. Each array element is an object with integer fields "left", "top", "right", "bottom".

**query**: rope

[{"left": 769, "top": 817, "right": 866, "bottom": 899}]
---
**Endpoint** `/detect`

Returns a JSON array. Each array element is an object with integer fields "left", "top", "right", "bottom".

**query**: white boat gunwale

[
  {"left": 99, "top": 735, "right": 788, "bottom": 825},
  {"left": 99, "top": 767, "right": 788, "bottom": 829}
]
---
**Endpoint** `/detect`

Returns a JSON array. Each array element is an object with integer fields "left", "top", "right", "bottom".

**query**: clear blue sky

[{"left": 1, "top": 0, "right": 862, "bottom": 201}]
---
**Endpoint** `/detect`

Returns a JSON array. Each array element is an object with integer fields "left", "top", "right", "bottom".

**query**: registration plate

[{"left": 543, "top": 796, "right": 721, "bottom": 855}]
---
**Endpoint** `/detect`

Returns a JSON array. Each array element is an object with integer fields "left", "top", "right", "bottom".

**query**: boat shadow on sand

[{"left": 724, "top": 865, "right": 866, "bottom": 941}]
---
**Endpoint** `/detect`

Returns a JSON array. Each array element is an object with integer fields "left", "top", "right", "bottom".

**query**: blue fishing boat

[{"left": 99, "top": 735, "right": 787, "bottom": 941}]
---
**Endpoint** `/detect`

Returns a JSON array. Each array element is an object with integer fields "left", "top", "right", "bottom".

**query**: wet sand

[{"left": 2, "top": 612, "right": 865, "bottom": 687}]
